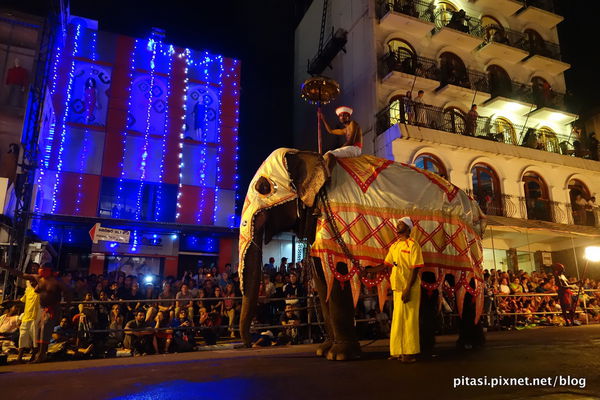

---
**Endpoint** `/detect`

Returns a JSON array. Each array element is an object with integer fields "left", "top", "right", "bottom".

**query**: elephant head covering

[{"left": 239, "top": 148, "right": 301, "bottom": 294}]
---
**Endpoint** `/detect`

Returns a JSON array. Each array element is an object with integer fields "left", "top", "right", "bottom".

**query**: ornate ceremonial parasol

[{"left": 301, "top": 76, "right": 340, "bottom": 154}]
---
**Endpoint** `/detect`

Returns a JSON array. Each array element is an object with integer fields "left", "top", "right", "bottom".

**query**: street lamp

[
  {"left": 571, "top": 246, "right": 600, "bottom": 320},
  {"left": 584, "top": 246, "right": 600, "bottom": 262}
]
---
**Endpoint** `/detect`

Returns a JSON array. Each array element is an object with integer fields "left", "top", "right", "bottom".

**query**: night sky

[{"left": 5, "top": 0, "right": 600, "bottom": 213}]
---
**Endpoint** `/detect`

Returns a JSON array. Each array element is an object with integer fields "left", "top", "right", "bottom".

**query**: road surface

[{"left": 1, "top": 325, "right": 599, "bottom": 399}]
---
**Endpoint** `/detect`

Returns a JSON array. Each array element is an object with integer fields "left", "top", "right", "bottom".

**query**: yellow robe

[{"left": 385, "top": 237, "right": 424, "bottom": 356}]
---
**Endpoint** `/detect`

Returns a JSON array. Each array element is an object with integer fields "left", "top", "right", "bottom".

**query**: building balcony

[
  {"left": 379, "top": 53, "right": 441, "bottom": 92},
  {"left": 466, "top": 191, "right": 595, "bottom": 227},
  {"left": 473, "top": 0, "right": 524, "bottom": 16},
  {"left": 521, "top": 53, "right": 570, "bottom": 76},
  {"left": 376, "top": 0, "right": 436, "bottom": 37},
  {"left": 477, "top": 25, "right": 564, "bottom": 66},
  {"left": 516, "top": 0, "right": 563, "bottom": 29},
  {"left": 378, "top": 51, "right": 573, "bottom": 117},
  {"left": 375, "top": 98, "right": 583, "bottom": 158},
  {"left": 436, "top": 68, "right": 491, "bottom": 104},
  {"left": 431, "top": 11, "right": 485, "bottom": 52}
]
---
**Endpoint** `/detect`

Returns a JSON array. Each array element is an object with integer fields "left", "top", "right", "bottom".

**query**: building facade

[
  {"left": 30, "top": 17, "right": 240, "bottom": 277},
  {"left": 294, "top": 0, "right": 600, "bottom": 276}
]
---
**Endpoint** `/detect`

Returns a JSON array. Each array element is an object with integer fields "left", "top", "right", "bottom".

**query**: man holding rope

[{"left": 369, "top": 217, "right": 424, "bottom": 362}]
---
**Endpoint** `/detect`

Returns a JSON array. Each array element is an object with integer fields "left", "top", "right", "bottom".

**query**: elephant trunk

[{"left": 239, "top": 236, "right": 263, "bottom": 347}]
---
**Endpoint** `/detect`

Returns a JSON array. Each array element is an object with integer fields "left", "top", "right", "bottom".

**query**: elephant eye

[{"left": 255, "top": 176, "right": 277, "bottom": 196}]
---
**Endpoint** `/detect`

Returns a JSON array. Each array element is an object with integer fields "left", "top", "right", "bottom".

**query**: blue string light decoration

[{"left": 48, "top": 22, "right": 82, "bottom": 240}]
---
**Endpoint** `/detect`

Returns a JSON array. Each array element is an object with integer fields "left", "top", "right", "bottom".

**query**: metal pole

[{"left": 490, "top": 225, "right": 497, "bottom": 269}]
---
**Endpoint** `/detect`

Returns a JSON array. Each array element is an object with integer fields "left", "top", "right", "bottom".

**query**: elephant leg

[
  {"left": 311, "top": 257, "right": 334, "bottom": 357},
  {"left": 326, "top": 261, "right": 361, "bottom": 361}
]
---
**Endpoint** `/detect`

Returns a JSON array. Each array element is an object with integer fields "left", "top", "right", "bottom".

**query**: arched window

[
  {"left": 440, "top": 52, "right": 469, "bottom": 88},
  {"left": 414, "top": 153, "right": 448, "bottom": 179},
  {"left": 443, "top": 106, "right": 466, "bottom": 135},
  {"left": 537, "top": 126, "right": 559, "bottom": 153},
  {"left": 472, "top": 164, "right": 502, "bottom": 216},
  {"left": 531, "top": 76, "right": 553, "bottom": 107},
  {"left": 523, "top": 172, "right": 551, "bottom": 221},
  {"left": 481, "top": 15, "right": 506, "bottom": 43},
  {"left": 386, "top": 38, "right": 417, "bottom": 74},
  {"left": 388, "top": 94, "right": 405, "bottom": 126},
  {"left": 494, "top": 117, "right": 517, "bottom": 145},
  {"left": 568, "top": 179, "right": 590, "bottom": 225},
  {"left": 438, "top": 1, "right": 458, "bottom": 27},
  {"left": 487, "top": 65, "right": 512, "bottom": 98},
  {"left": 524, "top": 28, "right": 548, "bottom": 56}
]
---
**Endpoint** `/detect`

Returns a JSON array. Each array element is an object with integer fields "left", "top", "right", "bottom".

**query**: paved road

[{"left": 2, "top": 325, "right": 600, "bottom": 400}]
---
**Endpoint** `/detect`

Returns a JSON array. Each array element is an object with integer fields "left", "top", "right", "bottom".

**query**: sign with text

[{"left": 89, "top": 223, "right": 130, "bottom": 244}]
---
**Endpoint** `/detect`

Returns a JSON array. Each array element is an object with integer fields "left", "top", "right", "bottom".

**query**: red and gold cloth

[{"left": 311, "top": 155, "right": 486, "bottom": 322}]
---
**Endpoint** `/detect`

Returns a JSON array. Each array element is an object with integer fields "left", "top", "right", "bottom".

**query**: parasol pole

[{"left": 317, "top": 101, "right": 323, "bottom": 154}]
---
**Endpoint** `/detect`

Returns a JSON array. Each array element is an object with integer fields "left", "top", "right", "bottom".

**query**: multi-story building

[
  {"left": 294, "top": 0, "right": 600, "bottom": 275},
  {"left": 27, "top": 16, "right": 240, "bottom": 277}
]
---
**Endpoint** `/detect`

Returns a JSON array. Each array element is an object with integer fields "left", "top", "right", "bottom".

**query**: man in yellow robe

[{"left": 385, "top": 217, "right": 423, "bottom": 363}]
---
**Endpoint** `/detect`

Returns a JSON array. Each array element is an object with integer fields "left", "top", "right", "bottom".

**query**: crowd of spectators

[
  {"left": 0, "top": 257, "right": 318, "bottom": 362},
  {"left": 483, "top": 269, "right": 600, "bottom": 329},
  {"left": 2, "top": 258, "right": 600, "bottom": 363}
]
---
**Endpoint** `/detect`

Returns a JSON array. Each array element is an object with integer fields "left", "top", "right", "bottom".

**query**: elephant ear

[{"left": 285, "top": 151, "right": 327, "bottom": 208}]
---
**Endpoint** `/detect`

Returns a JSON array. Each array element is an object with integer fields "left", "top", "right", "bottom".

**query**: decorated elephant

[{"left": 239, "top": 148, "right": 487, "bottom": 360}]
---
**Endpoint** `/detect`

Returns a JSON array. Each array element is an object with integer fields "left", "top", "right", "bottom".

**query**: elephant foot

[
  {"left": 315, "top": 340, "right": 333, "bottom": 357},
  {"left": 326, "top": 341, "right": 361, "bottom": 361}
]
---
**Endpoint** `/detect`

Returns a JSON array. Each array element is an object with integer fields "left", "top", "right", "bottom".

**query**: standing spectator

[
  {"left": 586, "top": 197, "right": 596, "bottom": 226},
  {"left": 109, "top": 304, "right": 125, "bottom": 345},
  {"left": 404, "top": 91, "right": 414, "bottom": 123},
  {"left": 124, "top": 310, "right": 156, "bottom": 356},
  {"left": 279, "top": 257, "right": 288, "bottom": 274},
  {"left": 16, "top": 280, "right": 40, "bottom": 363},
  {"left": 263, "top": 257, "right": 276, "bottom": 277},
  {"left": 218, "top": 272, "right": 231, "bottom": 290},
  {"left": 223, "top": 283, "right": 237, "bottom": 338},
  {"left": 413, "top": 90, "right": 427, "bottom": 126},
  {"left": 465, "top": 104, "right": 478, "bottom": 136}
]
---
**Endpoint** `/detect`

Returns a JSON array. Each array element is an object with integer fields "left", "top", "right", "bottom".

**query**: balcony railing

[
  {"left": 379, "top": 51, "right": 569, "bottom": 112},
  {"left": 482, "top": 24, "right": 562, "bottom": 61},
  {"left": 465, "top": 191, "right": 597, "bottom": 226},
  {"left": 379, "top": 52, "right": 440, "bottom": 81},
  {"left": 433, "top": 9, "right": 485, "bottom": 39},
  {"left": 376, "top": 0, "right": 437, "bottom": 23},
  {"left": 376, "top": 97, "right": 578, "bottom": 155}
]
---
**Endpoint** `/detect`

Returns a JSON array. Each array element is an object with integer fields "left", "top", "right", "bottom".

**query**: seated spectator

[
  {"left": 175, "top": 283, "right": 195, "bottom": 322},
  {"left": 0, "top": 305, "right": 20, "bottom": 352},
  {"left": 509, "top": 277, "right": 523, "bottom": 294},
  {"left": 198, "top": 307, "right": 221, "bottom": 345},
  {"left": 499, "top": 278, "right": 510, "bottom": 295},
  {"left": 124, "top": 310, "right": 157, "bottom": 356},
  {"left": 208, "top": 287, "right": 224, "bottom": 314},
  {"left": 154, "top": 310, "right": 173, "bottom": 354},
  {"left": 51, "top": 317, "right": 75, "bottom": 344},
  {"left": 280, "top": 304, "right": 300, "bottom": 344},
  {"left": 283, "top": 272, "right": 305, "bottom": 310},
  {"left": 170, "top": 309, "right": 195, "bottom": 352}
]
